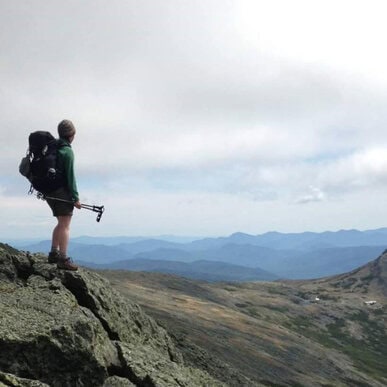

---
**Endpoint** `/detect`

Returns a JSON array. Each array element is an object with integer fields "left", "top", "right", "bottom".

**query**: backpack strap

[{"left": 56, "top": 138, "right": 71, "bottom": 149}]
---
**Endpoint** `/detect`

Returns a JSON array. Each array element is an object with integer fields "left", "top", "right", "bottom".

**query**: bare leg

[{"left": 51, "top": 215, "right": 72, "bottom": 257}]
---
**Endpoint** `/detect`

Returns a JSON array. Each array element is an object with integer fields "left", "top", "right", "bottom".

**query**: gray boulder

[{"left": 0, "top": 244, "right": 224, "bottom": 387}]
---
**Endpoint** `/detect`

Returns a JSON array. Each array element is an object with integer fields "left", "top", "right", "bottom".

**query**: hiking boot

[
  {"left": 57, "top": 257, "right": 78, "bottom": 271},
  {"left": 48, "top": 250, "right": 60, "bottom": 264}
]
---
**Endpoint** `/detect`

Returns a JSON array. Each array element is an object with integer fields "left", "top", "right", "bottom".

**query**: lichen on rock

[{"left": 0, "top": 247, "right": 224, "bottom": 387}]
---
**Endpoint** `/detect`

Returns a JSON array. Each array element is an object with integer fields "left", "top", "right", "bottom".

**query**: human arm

[{"left": 61, "top": 146, "right": 80, "bottom": 203}]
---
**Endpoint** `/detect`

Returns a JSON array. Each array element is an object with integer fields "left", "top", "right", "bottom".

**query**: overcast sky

[{"left": 2, "top": 0, "right": 387, "bottom": 239}]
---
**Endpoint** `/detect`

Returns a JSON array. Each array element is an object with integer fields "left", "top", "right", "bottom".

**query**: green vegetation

[
  {"left": 340, "top": 277, "right": 357, "bottom": 289},
  {"left": 295, "top": 291, "right": 309, "bottom": 299},
  {"left": 285, "top": 311, "right": 387, "bottom": 382},
  {"left": 245, "top": 306, "right": 260, "bottom": 318},
  {"left": 319, "top": 294, "right": 339, "bottom": 301},
  {"left": 284, "top": 315, "right": 314, "bottom": 331},
  {"left": 267, "top": 305, "right": 289, "bottom": 313},
  {"left": 372, "top": 307, "right": 385, "bottom": 316},
  {"left": 234, "top": 302, "right": 252, "bottom": 308},
  {"left": 350, "top": 310, "right": 369, "bottom": 322},
  {"left": 328, "top": 316, "right": 386, "bottom": 380},
  {"left": 360, "top": 274, "right": 375, "bottom": 283},
  {"left": 267, "top": 286, "right": 288, "bottom": 296},
  {"left": 224, "top": 285, "right": 238, "bottom": 292},
  {"left": 326, "top": 318, "right": 346, "bottom": 338}
]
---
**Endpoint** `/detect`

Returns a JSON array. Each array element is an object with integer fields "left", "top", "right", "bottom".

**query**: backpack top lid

[{"left": 28, "top": 131, "right": 56, "bottom": 155}]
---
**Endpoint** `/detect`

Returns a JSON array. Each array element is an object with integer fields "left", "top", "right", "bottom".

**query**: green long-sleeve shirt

[{"left": 57, "top": 139, "right": 79, "bottom": 201}]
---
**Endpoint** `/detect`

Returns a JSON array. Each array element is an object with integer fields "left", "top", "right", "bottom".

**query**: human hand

[{"left": 74, "top": 201, "right": 82, "bottom": 209}]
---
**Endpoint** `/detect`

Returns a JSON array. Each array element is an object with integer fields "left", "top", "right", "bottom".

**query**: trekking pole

[{"left": 37, "top": 193, "right": 105, "bottom": 222}]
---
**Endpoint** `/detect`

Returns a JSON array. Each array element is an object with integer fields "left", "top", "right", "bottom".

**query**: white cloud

[
  {"left": 295, "top": 186, "right": 326, "bottom": 204},
  {"left": 318, "top": 147, "right": 387, "bottom": 191},
  {"left": 235, "top": 0, "right": 387, "bottom": 83},
  {"left": 3, "top": 1, "right": 387, "bottom": 236}
]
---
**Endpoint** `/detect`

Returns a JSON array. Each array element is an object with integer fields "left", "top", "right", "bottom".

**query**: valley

[{"left": 99, "top": 251, "right": 387, "bottom": 386}]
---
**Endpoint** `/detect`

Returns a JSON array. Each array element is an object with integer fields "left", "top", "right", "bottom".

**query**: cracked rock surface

[{"left": 0, "top": 244, "right": 223, "bottom": 387}]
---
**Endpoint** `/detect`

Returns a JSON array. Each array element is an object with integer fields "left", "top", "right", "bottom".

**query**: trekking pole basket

[{"left": 80, "top": 203, "right": 105, "bottom": 222}]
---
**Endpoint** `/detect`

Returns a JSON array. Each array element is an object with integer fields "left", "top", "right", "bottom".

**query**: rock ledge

[{"left": 0, "top": 243, "right": 223, "bottom": 387}]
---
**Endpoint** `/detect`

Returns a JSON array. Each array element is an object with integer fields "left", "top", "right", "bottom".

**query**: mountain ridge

[
  {"left": 10, "top": 227, "right": 387, "bottom": 250},
  {"left": 11, "top": 228, "right": 387, "bottom": 281}
]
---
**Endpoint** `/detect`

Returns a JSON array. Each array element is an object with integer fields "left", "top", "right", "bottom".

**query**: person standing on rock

[{"left": 46, "top": 119, "right": 81, "bottom": 271}]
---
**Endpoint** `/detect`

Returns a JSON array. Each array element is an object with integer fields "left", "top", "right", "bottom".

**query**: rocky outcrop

[{"left": 0, "top": 244, "right": 224, "bottom": 387}]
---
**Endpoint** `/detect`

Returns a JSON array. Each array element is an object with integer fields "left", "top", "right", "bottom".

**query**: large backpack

[{"left": 19, "top": 131, "right": 67, "bottom": 194}]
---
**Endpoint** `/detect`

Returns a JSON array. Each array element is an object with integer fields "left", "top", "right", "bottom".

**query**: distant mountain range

[{"left": 10, "top": 228, "right": 387, "bottom": 281}]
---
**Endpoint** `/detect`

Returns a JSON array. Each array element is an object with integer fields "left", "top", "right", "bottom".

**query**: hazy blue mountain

[
  {"left": 364, "top": 227, "right": 387, "bottom": 235},
  {"left": 254, "top": 231, "right": 331, "bottom": 249},
  {"left": 73, "top": 235, "right": 200, "bottom": 245},
  {"left": 73, "top": 236, "right": 148, "bottom": 245},
  {"left": 298, "top": 229, "right": 387, "bottom": 249},
  {"left": 14, "top": 228, "right": 387, "bottom": 252},
  {"left": 196, "top": 243, "right": 291, "bottom": 267},
  {"left": 114, "top": 244, "right": 290, "bottom": 266},
  {"left": 260, "top": 229, "right": 387, "bottom": 249},
  {"left": 133, "top": 248, "right": 195, "bottom": 262},
  {"left": 15, "top": 240, "right": 52, "bottom": 253},
  {"left": 3, "top": 237, "right": 45, "bottom": 247},
  {"left": 182, "top": 231, "right": 317, "bottom": 251},
  {"left": 270, "top": 246, "right": 386, "bottom": 279},
  {"left": 186, "top": 229, "right": 387, "bottom": 251},
  {"left": 117, "top": 239, "right": 185, "bottom": 255},
  {"left": 76, "top": 245, "right": 384, "bottom": 281},
  {"left": 82, "top": 259, "right": 278, "bottom": 282},
  {"left": 150, "top": 235, "right": 204, "bottom": 243},
  {"left": 13, "top": 240, "right": 133, "bottom": 264},
  {"left": 125, "top": 244, "right": 386, "bottom": 279},
  {"left": 69, "top": 244, "right": 131, "bottom": 264},
  {"left": 12, "top": 228, "right": 387, "bottom": 280}
]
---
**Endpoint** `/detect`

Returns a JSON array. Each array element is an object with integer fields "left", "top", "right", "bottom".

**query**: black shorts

[{"left": 46, "top": 187, "right": 74, "bottom": 217}]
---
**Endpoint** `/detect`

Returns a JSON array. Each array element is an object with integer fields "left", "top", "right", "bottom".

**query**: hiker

[{"left": 46, "top": 119, "right": 81, "bottom": 271}]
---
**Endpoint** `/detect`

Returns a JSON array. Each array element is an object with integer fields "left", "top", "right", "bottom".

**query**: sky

[{"left": 2, "top": 0, "right": 387, "bottom": 239}]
